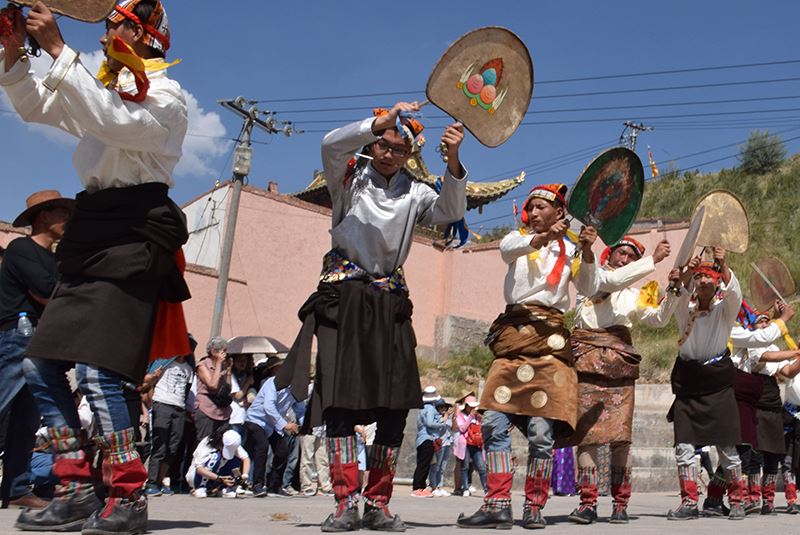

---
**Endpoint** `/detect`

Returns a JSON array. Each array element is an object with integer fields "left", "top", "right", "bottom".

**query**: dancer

[
  {"left": 1, "top": 2, "right": 189, "bottom": 532},
  {"left": 276, "top": 102, "right": 467, "bottom": 532}
]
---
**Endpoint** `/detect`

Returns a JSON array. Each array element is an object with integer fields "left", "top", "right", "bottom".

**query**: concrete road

[{"left": 2, "top": 489, "right": 799, "bottom": 534}]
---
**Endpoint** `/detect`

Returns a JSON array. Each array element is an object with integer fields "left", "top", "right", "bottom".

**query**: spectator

[
  {"left": 456, "top": 394, "right": 487, "bottom": 496},
  {"left": 186, "top": 426, "right": 250, "bottom": 499},
  {"left": 244, "top": 357, "right": 305, "bottom": 497},
  {"left": 0, "top": 190, "right": 72, "bottom": 510},
  {"left": 430, "top": 399, "right": 455, "bottom": 496},
  {"left": 281, "top": 407, "right": 302, "bottom": 495},
  {"left": 412, "top": 386, "right": 446, "bottom": 497},
  {"left": 144, "top": 348, "right": 195, "bottom": 497},
  {"left": 300, "top": 381, "right": 332, "bottom": 497},
  {"left": 229, "top": 353, "right": 255, "bottom": 439},
  {"left": 195, "top": 337, "right": 232, "bottom": 441}
]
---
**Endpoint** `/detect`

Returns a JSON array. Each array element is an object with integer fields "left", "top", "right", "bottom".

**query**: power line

[
  {"left": 251, "top": 58, "right": 800, "bottom": 103},
  {"left": 272, "top": 94, "right": 800, "bottom": 116},
  {"left": 297, "top": 106, "right": 800, "bottom": 132},
  {"left": 467, "top": 132, "right": 800, "bottom": 228},
  {"left": 473, "top": 139, "right": 618, "bottom": 183}
]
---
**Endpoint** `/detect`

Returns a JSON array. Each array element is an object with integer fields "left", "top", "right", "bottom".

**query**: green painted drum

[{"left": 567, "top": 147, "right": 644, "bottom": 246}]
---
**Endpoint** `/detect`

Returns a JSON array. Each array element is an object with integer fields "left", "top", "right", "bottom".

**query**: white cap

[
  {"left": 221, "top": 430, "right": 241, "bottom": 460},
  {"left": 422, "top": 385, "right": 441, "bottom": 403}
]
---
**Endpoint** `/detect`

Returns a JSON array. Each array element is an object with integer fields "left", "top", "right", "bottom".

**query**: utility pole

[
  {"left": 209, "top": 97, "right": 302, "bottom": 339},
  {"left": 619, "top": 121, "right": 654, "bottom": 151}
]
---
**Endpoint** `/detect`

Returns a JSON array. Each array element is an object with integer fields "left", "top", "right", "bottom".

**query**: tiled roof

[{"left": 292, "top": 152, "right": 525, "bottom": 212}]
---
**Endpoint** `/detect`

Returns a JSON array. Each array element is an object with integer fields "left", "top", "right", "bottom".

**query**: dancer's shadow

[{"left": 146, "top": 519, "right": 213, "bottom": 531}]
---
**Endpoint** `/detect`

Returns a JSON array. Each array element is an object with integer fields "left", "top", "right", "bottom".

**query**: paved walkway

[{"left": 2, "top": 490, "right": 799, "bottom": 534}]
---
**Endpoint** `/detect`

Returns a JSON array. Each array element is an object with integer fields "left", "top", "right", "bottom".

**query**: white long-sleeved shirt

[
  {"left": 730, "top": 323, "right": 784, "bottom": 373},
  {"left": 675, "top": 271, "right": 743, "bottom": 361},
  {"left": 0, "top": 45, "right": 187, "bottom": 192},
  {"left": 322, "top": 118, "right": 467, "bottom": 277},
  {"left": 499, "top": 230, "right": 597, "bottom": 312},
  {"left": 574, "top": 256, "right": 677, "bottom": 329}
]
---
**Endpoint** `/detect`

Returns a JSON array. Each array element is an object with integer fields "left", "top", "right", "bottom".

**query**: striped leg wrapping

[
  {"left": 577, "top": 466, "right": 598, "bottom": 507},
  {"left": 481, "top": 452, "right": 514, "bottom": 513},
  {"left": 524, "top": 458, "right": 553, "bottom": 510},
  {"left": 677, "top": 464, "right": 699, "bottom": 506},
  {"left": 610, "top": 466, "right": 632, "bottom": 508}
]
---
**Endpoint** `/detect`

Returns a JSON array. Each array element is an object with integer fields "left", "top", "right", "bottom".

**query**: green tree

[
  {"left": 477, "top": 224, "right": 512, "bottom": 243},
  {"left": 738, "top": 130, "right": 786, "bottom": 175}
]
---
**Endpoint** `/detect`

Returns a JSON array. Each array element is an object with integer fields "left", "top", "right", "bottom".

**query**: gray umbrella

[{"left": 226, "top": 336, "right": 289, "bottom": 355}]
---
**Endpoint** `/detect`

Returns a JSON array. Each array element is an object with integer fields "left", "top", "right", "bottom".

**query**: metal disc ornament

[
  {"left": 11, "top": 0, "right": 116, "bottom": 22},
  {"left": 567, "top": 147, "right": 644, "bottom": 246},
  {"left": 426, "top": 26, "right": 533, "bottom": 147},
  {"left": 749, "top": 256, "right": 796, "bottom": 311}
]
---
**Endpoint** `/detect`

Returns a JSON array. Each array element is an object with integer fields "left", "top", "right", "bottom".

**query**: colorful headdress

[
  {"left": 372, "top": 108, "right": 425, "bottom": 150},
  {"left": 599, "top": 236, "right": 645, "bottom": 265},
  {"left": 693, "top": 261, "right": 721, "bottom": 282},
  {"left": 108, "top": 0, "right": 170, "bottom": 53},
  {"left": 520, "top": 183, "right": 567, "bottom": 226},
  {"left": 518, "top": 184, "right": 572, "bottom": 286}
]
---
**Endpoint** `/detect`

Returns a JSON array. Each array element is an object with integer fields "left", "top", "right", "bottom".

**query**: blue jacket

[
  {"left": 416, "top": 402, "right": 445, "bottom": 447},
  {"left": 245, "top": 377, "right": 305, "bottom": 436}
]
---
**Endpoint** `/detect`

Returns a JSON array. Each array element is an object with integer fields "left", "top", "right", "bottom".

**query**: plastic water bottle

[{"left": 17, "top": 312, "right": 33, "bottom": 337}]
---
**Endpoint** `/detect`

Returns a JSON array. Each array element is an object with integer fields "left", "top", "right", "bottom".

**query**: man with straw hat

[
  {"left": 0, "top": 190, "right": 72, "bottom": 511},
  {"left": 1, "top": 2, "right": 189, "bottom": 533}
]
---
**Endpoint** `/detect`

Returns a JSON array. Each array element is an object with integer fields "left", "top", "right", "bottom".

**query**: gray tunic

[{"left": 322, "top": 118, "right": 468, "bottom": 277}]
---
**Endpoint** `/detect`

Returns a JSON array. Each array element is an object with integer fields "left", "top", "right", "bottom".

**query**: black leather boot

[
  {"left": 16, "top": 484, "right": 102, "bottom": 532},
  {"left": 456, "top": 506, "right": 513, "bottom": 529},
  {"left": 81, "top": 494, "right": 148, "bottom": 535},
  {"left": 361, "top": 503, "right": 406, "bottom": 532}
]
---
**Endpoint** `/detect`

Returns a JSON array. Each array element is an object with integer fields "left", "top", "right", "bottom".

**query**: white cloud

[
  {"left": 175, "top": 90, "right": 231, "bottom": 178},
  {"left": 2, "top": 49, "right": 229, "bottom": 177}
]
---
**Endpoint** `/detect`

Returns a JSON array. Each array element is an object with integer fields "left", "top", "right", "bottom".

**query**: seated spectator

[
  {"left": 244, "top": 357, "right": 305, "bottom": 497},
  {"left": 194, "top": 337, "right": 233, "bottom": 441},
  {"left": 186, "top": 426, "right": 250, "bottom": 499}
]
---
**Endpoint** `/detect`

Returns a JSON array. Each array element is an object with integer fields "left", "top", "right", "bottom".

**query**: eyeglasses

[{"left": 375, "top": 139, "right": 411, "bottom": 158}]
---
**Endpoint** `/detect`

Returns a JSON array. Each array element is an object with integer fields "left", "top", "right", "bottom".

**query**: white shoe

[
  {"left": 236, "top": 486, "right": 253, "bottom": 497},
  {"left": 193, "top": 488, "right": 207, "bottom": 498},
  {"left": 438, "top": 488, "right": 451, "bottom": 497},
  {"left": 463, "top": 490, "right": 471, "bottom": 497},
  {"left": 222, "top": 488, "right": 238, "bottom": 499},
  {"left": 468, "top": 486, "right": 478, "bottom": 493},
  {"left": 432, "top": 489, "right": 443, "bottom": 497}
]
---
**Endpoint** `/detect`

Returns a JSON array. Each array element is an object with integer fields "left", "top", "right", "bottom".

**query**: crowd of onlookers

[{"left": 1, "top": 333, "right": 583, "bottom": 504}]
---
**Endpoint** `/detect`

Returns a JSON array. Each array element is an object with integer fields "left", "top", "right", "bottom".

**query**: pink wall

[
  {"left": 0, "top": 190, "right": 689, "bottom": 355},
  {"left": 180, "top": 188, "right": 690, "bottom": 353}
]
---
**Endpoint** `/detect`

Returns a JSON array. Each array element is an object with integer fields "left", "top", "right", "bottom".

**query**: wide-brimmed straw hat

[{"left": 13, "top": 190, "right": 75, "bottom": 228}]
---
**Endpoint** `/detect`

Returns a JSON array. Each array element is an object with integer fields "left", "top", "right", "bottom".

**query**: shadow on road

[{"left": 147, "top": 519, "right": 214, "bottom": 531}]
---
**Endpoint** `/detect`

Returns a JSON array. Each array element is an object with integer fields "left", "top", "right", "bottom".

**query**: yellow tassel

[
  {"left": 774, "top": 319, "right": 799, "bottom": 350},
  {"left": 571, "top": 258, "right": 580, "bottom": 279},
  {"left": 637, "top": 280, "right": 660, "bottom": 309}
]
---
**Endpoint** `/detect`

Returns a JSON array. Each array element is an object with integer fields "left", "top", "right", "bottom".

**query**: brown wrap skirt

[
  {"left": 567, "top": 326, "right": 641, "bottom": 447},
  {"left": 479, "top": 303, "right": 577, "bottom": 439}
]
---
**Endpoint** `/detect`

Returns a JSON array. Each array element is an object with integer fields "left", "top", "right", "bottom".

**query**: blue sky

[{"left": 1, "top": 0, "right": 799, "bottom": 233}]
